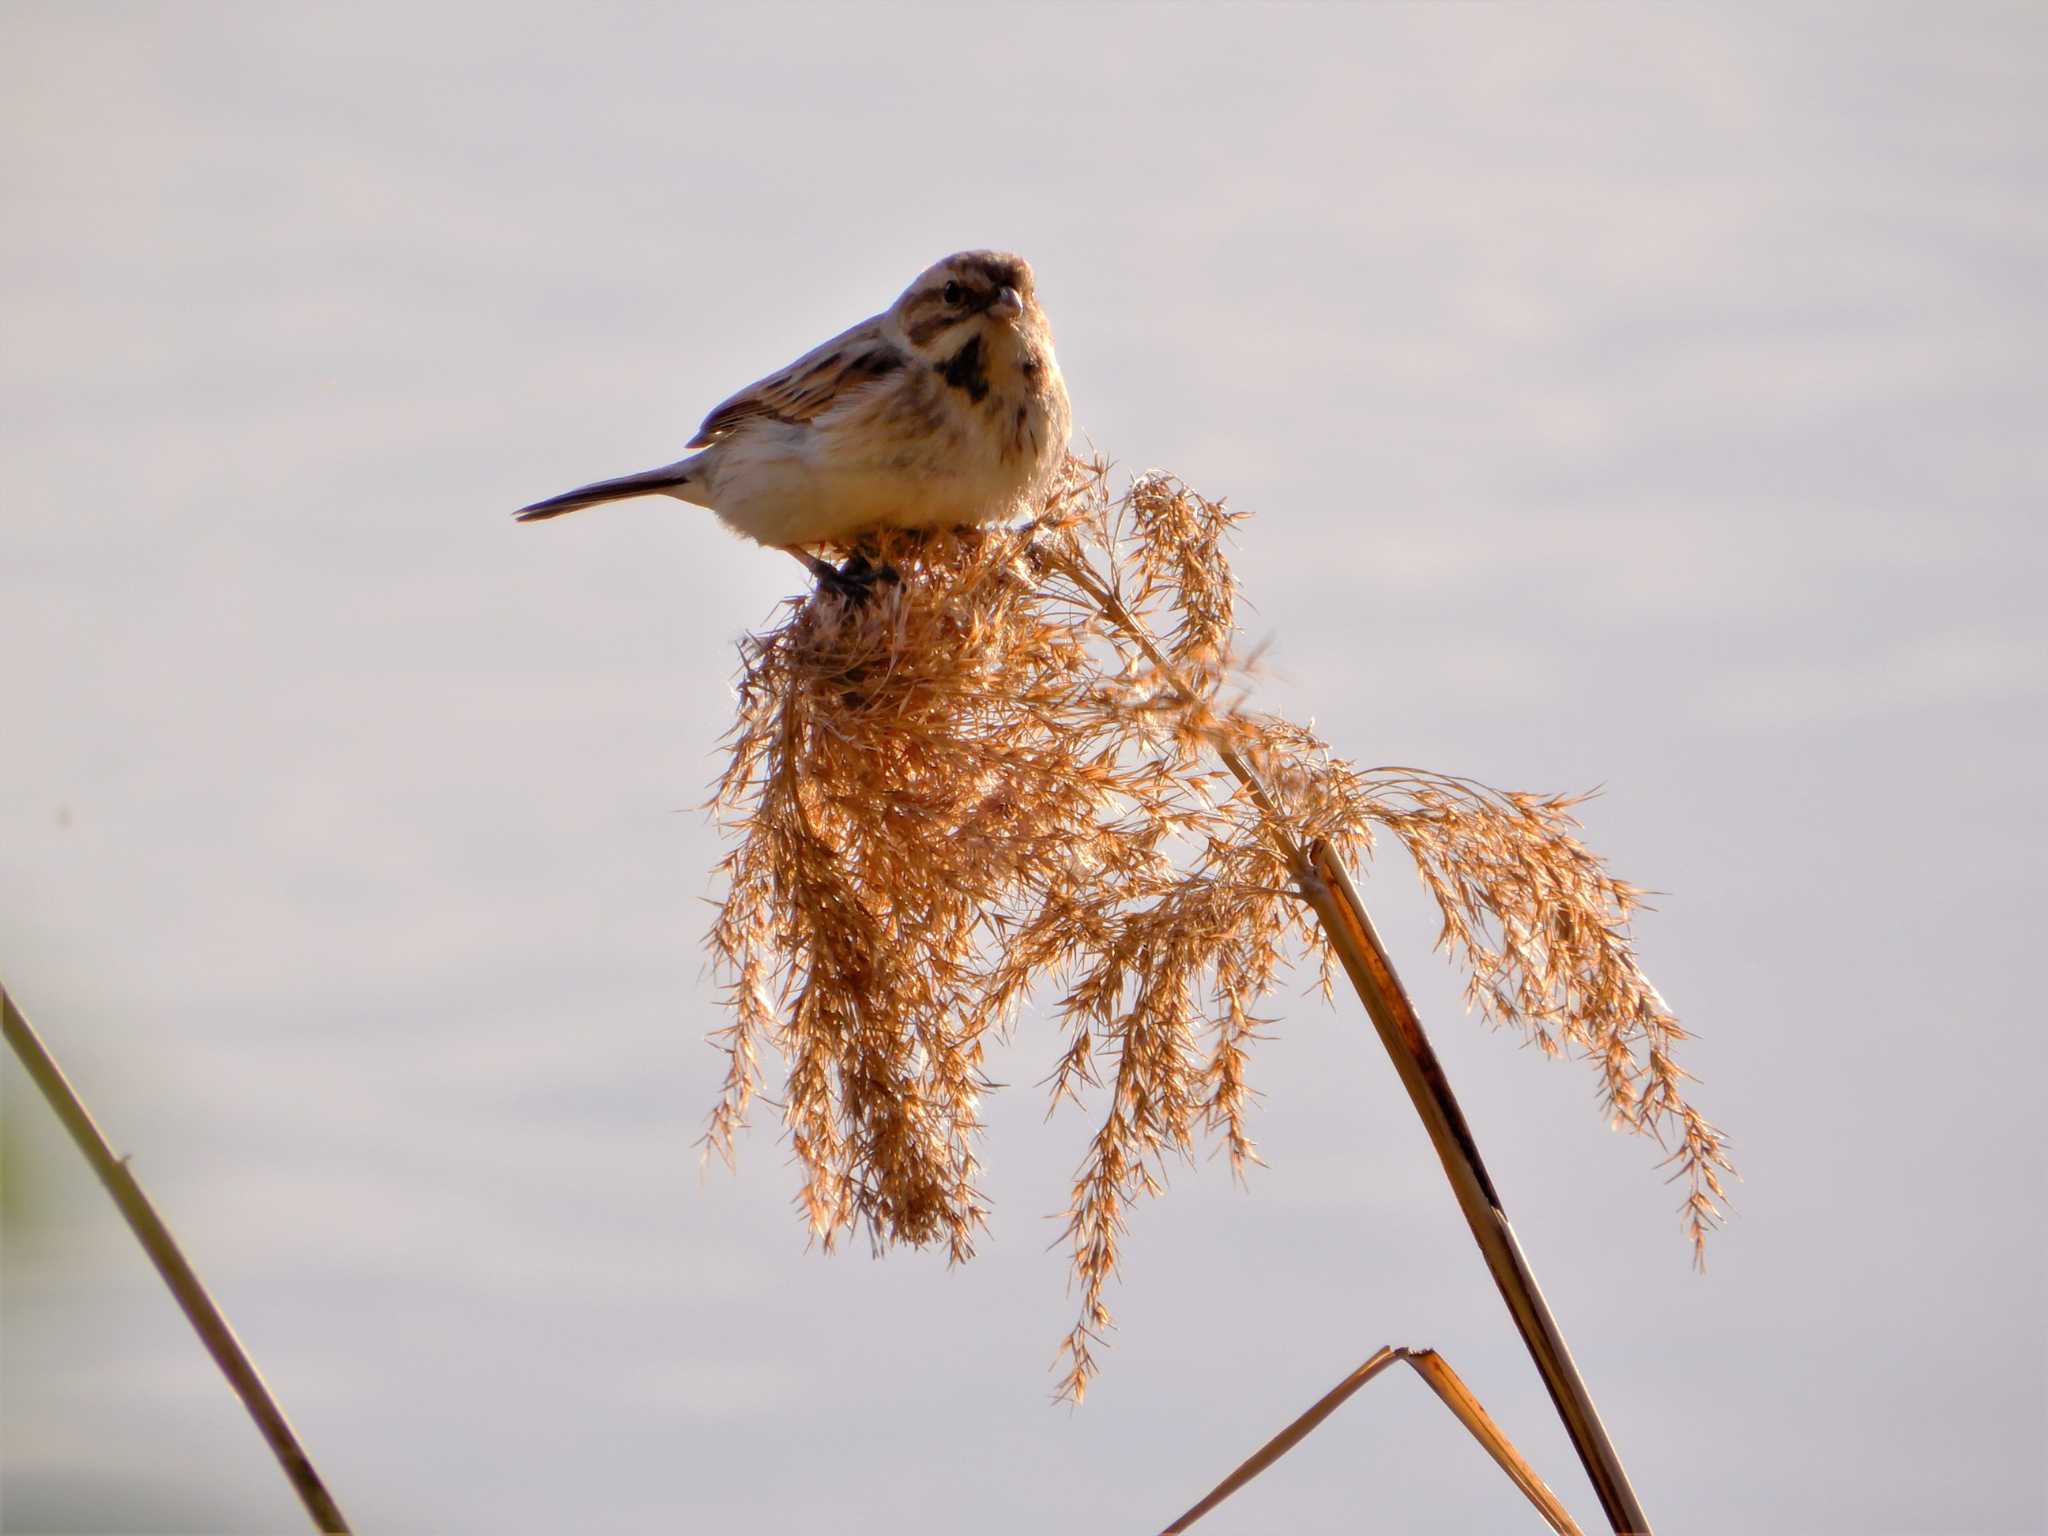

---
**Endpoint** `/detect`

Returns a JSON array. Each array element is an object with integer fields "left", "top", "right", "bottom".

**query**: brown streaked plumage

[{"left": 516, "top": 250, "right": 1071, "bottom": 567}]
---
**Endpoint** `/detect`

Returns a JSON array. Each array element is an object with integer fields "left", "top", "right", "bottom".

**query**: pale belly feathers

[{"left": 672, "top": 360, "right": 1068, "bottom": 547}]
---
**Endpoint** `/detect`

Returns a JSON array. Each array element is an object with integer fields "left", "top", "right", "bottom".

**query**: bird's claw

[{"left": 811, "top": 550, "right": 901, "bottom": 606}]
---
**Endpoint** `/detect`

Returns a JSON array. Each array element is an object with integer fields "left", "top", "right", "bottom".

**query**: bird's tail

[{"left": 514, "top": 459, "right": 697, "bottom": 522}]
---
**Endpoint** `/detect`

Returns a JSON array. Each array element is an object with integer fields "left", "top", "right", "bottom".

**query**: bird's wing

[{"left": 686, "top": 316, "right": 904, "bottom": 449}]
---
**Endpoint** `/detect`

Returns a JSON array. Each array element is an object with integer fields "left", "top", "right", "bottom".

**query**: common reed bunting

[{"left": 517, "top": 251, "right": 1071, "bottom": 589}]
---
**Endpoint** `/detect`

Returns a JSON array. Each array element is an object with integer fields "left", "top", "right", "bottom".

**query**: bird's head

[{"left": 887, "top": 250, "right": 1049, "bottom": 363}]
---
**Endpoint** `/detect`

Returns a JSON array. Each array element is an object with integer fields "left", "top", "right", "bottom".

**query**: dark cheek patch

[{"left": 934, "top": 333, "right": 990, "bottom": 403}]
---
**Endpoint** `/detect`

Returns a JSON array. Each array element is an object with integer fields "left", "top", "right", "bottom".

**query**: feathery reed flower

[{"left": 702, "top": 457, "right": 1731, "bottom": 1402}]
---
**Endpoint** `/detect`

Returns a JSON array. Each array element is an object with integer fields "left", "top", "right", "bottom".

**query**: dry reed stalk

[
  {"left": 1041, "top": 529, "right": 1660, "bottom": 1529},
  {"left": 1301, "top": 844, "right": 1650, "bottom": 1531},
  {"left": 700, "top": 457, "right": 1731, "bottom": 1518},
  {"left": 1, "top": 981, "right": 351, "bottom": 1535},
  {"left": 1159, "top": 1345, "right": 1582, "bottom": 1535}
]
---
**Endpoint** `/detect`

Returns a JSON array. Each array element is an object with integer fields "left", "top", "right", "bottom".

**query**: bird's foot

[
  {"left": 793, "top": 548, "right": 900, "bottom": 606},
  {"left": 834, "top": 549, "right": 901, "bottom": 596}
]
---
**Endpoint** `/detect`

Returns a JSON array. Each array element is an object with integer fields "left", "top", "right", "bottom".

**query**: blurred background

[{"left": 4, "top": 4, "right": 2042, "bottom": 1532}]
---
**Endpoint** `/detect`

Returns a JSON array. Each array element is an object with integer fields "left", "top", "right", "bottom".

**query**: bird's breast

[{"left": 703, "top": 337, "right": 1068, "bottom": 542}]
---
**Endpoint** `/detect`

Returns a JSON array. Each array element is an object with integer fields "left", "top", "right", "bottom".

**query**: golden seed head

[{"left": 701, "top": 455, "right": 1732, "bottom": 1404}]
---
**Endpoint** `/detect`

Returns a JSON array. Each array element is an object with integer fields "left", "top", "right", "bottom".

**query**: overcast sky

[{"left": 4, "top": 4, "right": 2043, "bottom": 1533}]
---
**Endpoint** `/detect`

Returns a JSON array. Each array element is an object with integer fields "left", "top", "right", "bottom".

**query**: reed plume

[{"left": 702, "top": 455, "right": 1730, "bottom": 1404}]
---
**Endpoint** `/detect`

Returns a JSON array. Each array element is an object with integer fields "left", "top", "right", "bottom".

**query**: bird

[{"left": 515, "top": 250, "right": 1071, "bottom": 592}]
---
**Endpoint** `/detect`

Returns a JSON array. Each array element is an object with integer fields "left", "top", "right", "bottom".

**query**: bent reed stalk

[
  {"left": 1160, "top": 1343, "right": 1583, "bottom": 1536},
  {"left": 1046, "top": 546, "right": 1653, "bottom": 1532},
  {"left": 701, "top": 457, "right": 1731, "bottom": 1532}
]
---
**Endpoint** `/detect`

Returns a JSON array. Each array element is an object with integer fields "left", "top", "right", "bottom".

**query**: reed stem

[
  {"left": 1160, "top": 1344, "right": 1584, "bottom": 1535},
  {"left": 1296, "top": 851, "right": 1650, "bottom": 1533},
  {"left": 1, "top": 981, "right": 351, "bottom": 1534},
  {"left": 1052, "top": 549, "right": 1653, "bottom": 1533}
]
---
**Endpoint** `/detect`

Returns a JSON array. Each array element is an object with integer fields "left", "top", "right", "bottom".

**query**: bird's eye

[{"left": 942, "top": 280, "right": 963, "bottom": 305}]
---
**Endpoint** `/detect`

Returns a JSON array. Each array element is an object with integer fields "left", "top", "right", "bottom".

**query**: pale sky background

[{"left": 3, "top": 4, "right": 2043, "bottom": 1533}]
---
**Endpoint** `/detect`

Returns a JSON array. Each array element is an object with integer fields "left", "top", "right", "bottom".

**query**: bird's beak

[{"left": 990, "top": 286, "right": 1024, "bottom": 321}]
